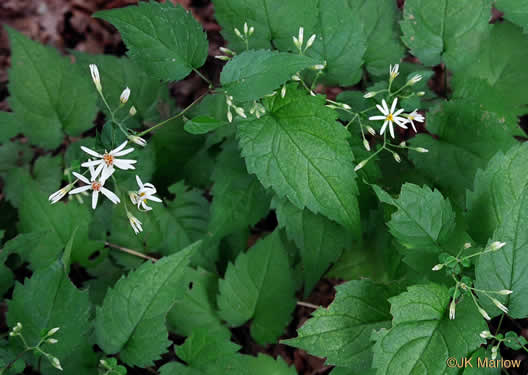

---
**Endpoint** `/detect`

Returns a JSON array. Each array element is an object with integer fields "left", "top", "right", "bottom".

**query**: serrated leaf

[
  {"left": 494, "top": 0, "right": 528, "bottom": 33},
  {"left": 209, "top": 142, "right": 270, "bottom": 238},
  {"left": 160, "top": 353, "right": 296, "bottom": 375},
  {"left": 95, "top": 2, "right": 208, "bottom": 82},
  {"left": 466, "top": 144, "right": 528, "bottom": 244},
  {"left": 409, "top": 100, "right": 520, "bottom": 207},
  {"left": 283, "top": 280, "right": 393, "bottom": 368},
  {"left": 220, "top": 50, "right": 319, "bottom": 102},
  {"left": 167, "top": 267, "right": 226, "bottom": 337},
  {"left": 95, "top": 242, "right": 198, "bottom": 366},
  {"left": 16, "top": 176, "right": 102, "bottom": 269},
  {"left": 373, "top": 183, "right": 456, "bottom": 252},
  {"left": 7, "top": 261, "right": 96, "bottom": 375},
  {"left": 237, "top": 86, "right": 360, "bottom": 234},
  {"left": 400, "top": 0, "right": 491, "bottom": 66},
  {"left": 150, "top": 182, "right": 210, "bottom": 255},
  {"left": 175, "top": 327, "right": 240, "bottom": 368},
  {"left": 6, "top": 27, "right": 97, "bottom": 149},
  {"left": 372, "top": 284, "right": 486, "bottom": 375},
  {"left": 450, "top": 22, "right": 528, "bottom": 111},
  {"left": 212, "top": 0, "right": 401, "bottom": 79},
  {"left": 475, "top": 186, "right": 528, "bottom": 319},
  {"left": 274, "top": 196, "right": 347, "bottom": 295},
  {"left": 217, "top": 231, "right": 296, "bottom": 344}
]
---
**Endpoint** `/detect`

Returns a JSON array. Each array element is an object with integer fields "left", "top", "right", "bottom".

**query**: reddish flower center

[
  {"left": 103, "top": 153, "right": 114, "bottom": 166},
  {"left": 91, "top": 181, "right": 102, "bottom": 191}
]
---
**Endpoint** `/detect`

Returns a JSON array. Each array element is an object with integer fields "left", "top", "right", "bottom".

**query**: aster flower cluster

[{"left": 47, "top": 64, "right": 161, "bottom": 235}]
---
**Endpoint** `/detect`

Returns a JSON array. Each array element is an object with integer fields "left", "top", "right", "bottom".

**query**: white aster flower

[
  {"left": 69, "top": 165, "right": 120, "bottom": 210},
  {"left": 368, "top": 98, "right": 408, "bottom": 138},
  {"left": 80, "top": 140, "right": 136, "bottom": 179},
  {"left": 389, "top": 64, "right": 399, "bottom": 80},
  {"left": 130, "top": 175, "right": 162, "bottom": 211},
  {"left": 127, "top": 212, "right": 143, "bottom": 235},
  {"left": 404, "top": 109, "right": 425, "bottom": 132},
  {"left": 89, "top": 64, "right": 102, "bottom": 92},
  {"left": 48, "top": 184, "right": 73, "bottom": 204},
  {"left": 128, "top": 135, "right": 147, "bottom": 147},
  {"left": 120, "top": 87, "right": 131, "bottom": 104}
]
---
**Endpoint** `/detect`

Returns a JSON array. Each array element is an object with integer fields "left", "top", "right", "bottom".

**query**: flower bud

[
  {"left": 399, "top": 141, "right": 406, "bottom": 147},
  {"left": 497, "top": 289, "right": 513, "bottom": 295},
  {"left": 120, "top": 87, "right": 131, "bottom": 104},
  {"left": 363, "top": 139, "right": 370, "bottom": 151},
  {"left": 408, "top": 74, "right": 423, "bottom": 85},
  {"left": 416, "top": 147, "right": 429, "bottom": 153},
  {"left": 416, "top": 91, "right": 425, "bottom": 96},
  {"left": 227, "top": 109, "right": 233, "bottom": 123},
  {"left": 363, "top": 92, "right": 376, "bottom": 98},
  {"left": 432, "top": 264, "right": 444, "bottom": 271},
  {"left": 491, "top": 345, "right": 498, "bottom": 360},
  {"left": 354, "top": 159, "right": 368, "bottom": 172},
  {"left": 306, "top": 34, "right": 316, "bottom": 49},
  {"left": 340, "top": 103, "right": 351, "bottom": 110},
  {"left": 127, "top": 135, "right": 147, "bottom": 147},
  {"left": 313, "top": 64, "right": 325, "bottom": 70},
  {"left": 449, "top": 299, "right": 456, "bottom": 320},
  {"left": 47, "top": 338, "right": 58, "bottom": 344},
  {"left": 234, "top": 106, "right": 247, "bottom": 118},
  {"left": 89, "top": 64, "right": 102, "bottom": 92},
  {"left": 129, "top": 191, "right": 138, "bottom": 205},
  {"left": 234, "top": 28, "right": 243, "bottom": 39},
  {"left": 51, "top": 356, "right": 63, "bottom": 371},
  {"left": 129, "top": 106, "right": 137, "bottom": 116},
  {"left": 478, "top": 306, "right": 491, "bottom": 320},
  {"left": 366, "top": 126, "right": 376, "bottom": 136},
  {"left": 393, "top": 152, "right": 401, "bottom": 163},
  {"left": 464, "top": 242, "right": 472, "bottom": 249},
  {"left": 281, "top": 85, "right": 287, "bottom": 98},
  {"left": 491, "top": 298, "right": 509, "bottom": 313},
  {"left": 214, "top": 55, "right": 231, "bottom": 61},
  {"left": 243, "top": 22, "right": 248, "bottom": 35},
  {"left": 47, "top": 327, "right": 60, "bottom": 337},
  {"left": 291, "top": 74, "right": 301, "bottom": 81},
  {"left": 490, "top": 241, "right": 507, "bottom": 251},
  {"left": 480, "top": 330, "right": 492, "bottom": 339},
  {"left": 249, "top": 26, "right": 255, "bottom": 36}
]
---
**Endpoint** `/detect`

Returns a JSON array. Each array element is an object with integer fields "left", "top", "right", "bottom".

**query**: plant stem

[
  {"left": 136, "top": 91, "right": 208, "bottom": 137},
  {"left": 105, "top": 242, "right": 158, "bottom": 262},
  {"left": 297, "top": 301, "right": 320, "bottom": 309},
  {"left": 192, "top": 68, "right": 213, "bottom": 88}
]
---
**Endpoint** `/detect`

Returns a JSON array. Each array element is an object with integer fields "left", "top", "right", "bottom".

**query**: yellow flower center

[
  {"left": 103, "top": 153, "right": 114, "bottom": 166},
  {"left": 409, "top": 115, "right": 415, "bottom": 120},
  {"left": 386, "top": 114, "right": 394, "bottom": 122},
  {"left": 91, "top": 181, "right": 102, "bottom": 191}
]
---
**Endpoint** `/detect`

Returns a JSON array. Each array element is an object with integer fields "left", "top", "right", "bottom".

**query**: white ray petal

[
  {"left": 101, "top": 187, "right": 120, "bottom": 204},
  {"left": 80, "top": 146, "right": 102, "bottom": 158},
  {"left": 72, "top": 172, "right": 90, "bottom": 184},
  {"left": 92, "top": 191, "right": 99, "bottom": 210},
  {"left": 69, "top": 185, "right": 91, "bottom": 195}
]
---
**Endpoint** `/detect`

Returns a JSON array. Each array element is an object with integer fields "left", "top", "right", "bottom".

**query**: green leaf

[
  {"left": 409, "top": 100, "right": 520, "bottom": 207},
  {"left": 212, "top": 0, "right": 402, "bottom": 78},
  {"left": 283, "top": 280, "right": 394, "bottom": 368},
  {"left": 237, "top": 86, "right": 360, "bottom": 234},
  {"left": 7, "top": 261, "right": 96, "bottom": 374},
  {"left": 217, "top": 231, "right": 296, "bottom": 344},
  {"left": 475, "top": 186, "right": 528, "bottom": 319},
  {"left": 167, "top": 268, "right": 226, "bottom": 337},
  {"left": 95, "top": 1, "right": 208, "bottom": 82},
  {"left": 0, "top": 111, "right": 19, "bottom": 143},
  {"left": 450, "top": 22, "right": 528, "bottom": 111},
  {"left": 185, "top": 116, "right": 227, "bottom": 135},
  {"left": 150, "top": 182, "right": 210, "bottom": 255},
  {"left": 351, "top": 0, "right": 404, "bottom": 76},
  {"left": 274, "top": 196, "right": 347, "bottom": 295},
  {"left": 373, "top": 183, "right": 456, "bottom": 252},
  {"left": 372, "top": 284, "right": 487, "bottom": 375},
  {"left": 494, "top": 0, "right": 528, "bottom": 33},
  {"left": 175, "top": 327, "right": 240, "bottom": 368},
  {"left": 462, "top": 347, "right": 501, "bottom": 375},
  {"left": 160, "top": 353, "right": 296, "bottom": 375},
  {"left": 16, "top": 176, "right": 102, "bottom": 269},
  {"left": 6, "top": 27, "right": 97, "bottom": 149},
  {"left": 220, "top": 50, "right": 319, "bottom": 102},
  {"left": 400, "top": 0, "right": 491, "bottom": 66},
  {"left": 209, "top": 141, "right": 271, "bottom": 238},
  {"left": 74, "top": 52, "right": 167, "bottom": 122},
  {"left": 467, "top": 144, "right": 528, "bottom": 243},
  {"left": 95, "top": 242, "right": 198, "bottom": 367}
]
